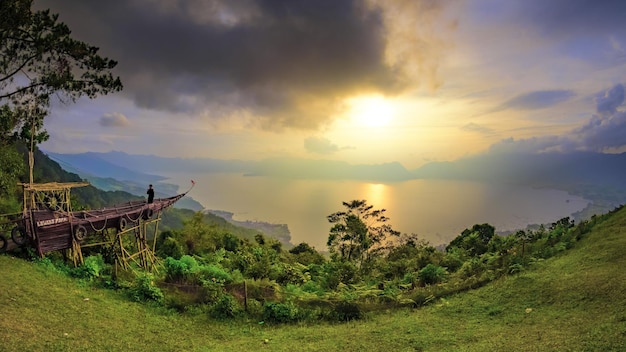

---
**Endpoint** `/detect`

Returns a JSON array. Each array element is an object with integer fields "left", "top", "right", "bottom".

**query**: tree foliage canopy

[
  {"left": 447, "top": 223, "right": 496, "bottom": 256},
  {"left": 327, "top": 200, "right": 399, "bottom": 267},
  {"left": 0, "top": 0, "right": 122, "bottom": 144}
]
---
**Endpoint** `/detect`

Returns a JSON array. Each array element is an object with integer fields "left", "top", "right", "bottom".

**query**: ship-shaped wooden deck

[{"left": 1, "top": 181, "right": 191, "bottom": 268}]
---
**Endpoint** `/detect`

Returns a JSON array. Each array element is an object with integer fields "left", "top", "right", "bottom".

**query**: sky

[{"left": 35, "top": 0, "right": 626, "bottom": 169}]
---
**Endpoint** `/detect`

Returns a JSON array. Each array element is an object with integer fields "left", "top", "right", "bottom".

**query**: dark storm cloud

[
  {"left": 501, "top": 90, "right": 576, "bottom": 110},
  {"left": 35, "top": 0, "right": 420, "bottom": 129}
]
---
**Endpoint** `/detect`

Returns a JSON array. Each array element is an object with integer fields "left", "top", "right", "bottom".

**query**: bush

[
  {"left": 158, "top": 236, "right": 184, "bottom": 259},
  {"left": 129, "top": 273, "right": 164, "bottom": 303},
  {"left": 275, "top": 263, "right": 308, "bottom": 285},
  {"left": 263, "top": 301, "right": 299, "bottom": 324},
  {"left": 71, "top": 255, "right": 107, "bottom": 281},
  {"left": 458, "top": 257, "right": 486, "bottom": 279},
  {"left": 210, "top": 294, "right": 241, "bottom": 319},
  {"left": 200, "top": 263, "right": 231, "bottom": 283},
  {"left": 200, "top": 278, "right": 226, "bottom": 303},
  {"left": 332, "top": 300, "right": 363, "bottom": 321},
  {"left": 320, "top": 260, "right": 359, "bottom": 290},
  {"left": 401, "top": 272, "right": 417, "bottom": 287},
  {"left": 164, "top": 255, "right": 200, "bottom": 283},
  {"left": 418, "top": 264, "right": 447, "bottom": 285},
  {"left": 301, "top": 280, "right": 324, "bottom": 295}
]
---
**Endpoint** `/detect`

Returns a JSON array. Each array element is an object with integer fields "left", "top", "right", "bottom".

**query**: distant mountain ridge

[
  {"left": 412, "top": 152, "right": 626, "bottom": 188},
  {"left": 46, "top": 150, "right": 416, "bottom": 182},
  {"left": 45, "top": 149, "right": 626, "bottom": 183},
  {"left": 46, "top": 151, "right": 204, "bottom": 211},
  {"left": 44, "top": 150, "right": 626, "bottom": 211}
]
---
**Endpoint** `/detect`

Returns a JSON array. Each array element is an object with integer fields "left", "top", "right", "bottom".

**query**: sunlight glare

[
  {"left": 348, "top": 95, "right": 395, "bottom": 128},
  {"left": 365, "top": 183, "right": 387, "bottom": 209}
]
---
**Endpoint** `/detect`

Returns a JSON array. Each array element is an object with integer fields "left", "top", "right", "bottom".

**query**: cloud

[
  {"left": 514, "top": 0, "right": 626, "bottom": 38},
  {"left": 304, "top": 137, "right": 341, "bottom": 155},
  {"left": 501, "top": 90, "right": 576, "bottom": 110},
  {"left": 499, "top": 1, "right": 626, "bottom": 68},
  {"left": 489, "top": 84, "right": 626, "bottom": 154},
  {"left": 595, "top": 83, "right": 624, "bottom": 114},
  {"left": 461, "top": 122, "right": 495, "bottom": 135},
  {"left": 36, "top": 0, "right": 456, "bottom": 130},
  {"left": 99, "top": 113, "right": 130, "bottom": 127},
  {"left": 574, "top": 111, "right": 626, "bottom": 151}
]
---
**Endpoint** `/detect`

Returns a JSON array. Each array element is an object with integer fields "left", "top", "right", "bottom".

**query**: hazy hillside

[
  {"left": 46, "top": 150, "right": 626, "bottom": 189},
  {"left": 46, "top": 151, "right": 166, "bottom": 183},
  {"left": 413, "top": 151, "right": 626, "bottom": 211},
  {"left": 412, "top": 151, "right": 626, "bottom": 188},
  {"left": 15, "top": 145, "right": 144, "bottom": 209},
  {"left": 45, "top": 149, "right": 626, "bottom": 219},
  {"left": 46, "top": 151, "right": 204, "bottom": 211},
  {"left": 44, "top": 150, "right": 414, "bottom": 182},
  {"left": 27, "top": 147, "right": 288, "bottom": 242}
]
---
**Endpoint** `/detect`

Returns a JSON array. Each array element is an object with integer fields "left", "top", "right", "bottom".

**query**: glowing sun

[{"left": 348, "top": 95, "right": 395, "bottom": 128}]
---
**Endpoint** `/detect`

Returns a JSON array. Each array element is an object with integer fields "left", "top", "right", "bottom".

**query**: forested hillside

[
  {"left": 15, "top": 144, "right": 144, "bottom": 209},
  {"left": 0, "top": 143, "right": 282, "bottom": 246},
  {"left": 1, "top": 203, "right": 625, "bottom": 351}
]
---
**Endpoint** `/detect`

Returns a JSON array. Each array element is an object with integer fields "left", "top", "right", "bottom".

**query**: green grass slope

[{"left": 1, "top": 207, "right": 625, "bottom": 351}]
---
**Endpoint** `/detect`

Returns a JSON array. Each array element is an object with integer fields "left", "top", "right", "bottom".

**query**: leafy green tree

[
  {"left": 0, "top": 144, "right": 23, "bottom": 196},
  {"left": 288, "top": 242, "right": 325, "bottom": 266},
  {"left": 514, "top": 230, "right": 533, "bottom": 257},
  {"left": 327, "top": 200, "right": 399, "bottom": 268},
  {"left": 447, "top": 223, "right": 496, "bottom": 256},
  {"left": 1, "top": 0, "right": 122, "bottom": 144},
  {"left": 178, "top": 212, "right": 222, "bottom": 254},
  {"left": 383, "top": 234, "right": 436, "bottom": 280}
]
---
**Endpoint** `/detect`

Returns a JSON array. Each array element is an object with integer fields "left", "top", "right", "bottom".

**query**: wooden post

[{"left": 244, "top": 280, "right": 248, "bottom": 312}]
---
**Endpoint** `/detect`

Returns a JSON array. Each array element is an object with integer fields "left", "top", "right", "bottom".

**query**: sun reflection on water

[{"left": 365, "top": 183, "right": 387, "bottom": 208}]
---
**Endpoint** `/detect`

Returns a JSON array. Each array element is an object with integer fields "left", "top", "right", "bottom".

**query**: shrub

[
  {"left": 158, "top": 236, "right": 184, "bottom": 259},
  {"left": 210, "top": 294, "right": 241, "bottom": 319},
  {"left": 320, "top": 260, "right": 359, "bottom": 290},
  {"left": 418, "top": 264, "right": 447, "bottom": 285},
  {"left": 301, "top": 280, "right": 324, "bottom": 295},
  {"left": 275, "top": 263, "right": 308, "bottom": 285},
  {"left": 245, "top": 279, "right": 281, "bottom": 302},
  {"left": 332, "top": 300, "right": 363, "bottom": 321},
  {"left": 458, "top": 257, "right": 486, "bottom": 279},
  {"left": 200, "top": 263, "right": 231, "bottom": 283},
  {"left": 129, "top": 273, "right": 164, "bottom": 303},
  {"left": 164, "top": 255, "right": 200, "bottom": 283},
  {"left": 401, "top": 272, "right": 417, "bottom": 287},
  {"left": 71, "top": 255, "right": 106, "bottom": 281},
  {"left": 200, "top": 277, "right": 226, "bottom": 303},
  {"left": 263, "top": 301, "right": 299, "bottom": 324}
]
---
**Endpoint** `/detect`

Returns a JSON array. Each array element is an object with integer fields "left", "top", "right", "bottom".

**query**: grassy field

[{"left": 1, "top": 208, "right": 625, "bottom": 351}]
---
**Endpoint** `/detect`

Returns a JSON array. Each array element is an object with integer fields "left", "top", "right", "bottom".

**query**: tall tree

[
  {"left": 0, "top": 0, "right": 122, "bottom": 194},
  {"left": 0, "top": 0, "right": 122, "bottom": 144},
  {"left": 327, "top": 200, "right": 399, "bottom": 268},
  {"left": 447, "top": 223, "right": 496, "bottom": 256}
]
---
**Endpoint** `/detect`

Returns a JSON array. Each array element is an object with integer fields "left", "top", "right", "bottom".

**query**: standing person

[{"left": 147, "top": 184, "right": 155, "bottom": 203}]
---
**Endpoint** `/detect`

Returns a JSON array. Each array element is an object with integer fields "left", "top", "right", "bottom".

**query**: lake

[{"left": 163, "top": 173, "right": 590, "bottom": 250}]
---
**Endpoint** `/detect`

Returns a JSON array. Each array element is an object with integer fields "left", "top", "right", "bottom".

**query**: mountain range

[{"left": 45, "top": 150, "right": 626, "bottom": 213}]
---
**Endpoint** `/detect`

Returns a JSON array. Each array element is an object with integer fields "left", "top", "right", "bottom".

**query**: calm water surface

[{"left": 165, "top": 173, "right": 590, "bottom": 250}]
